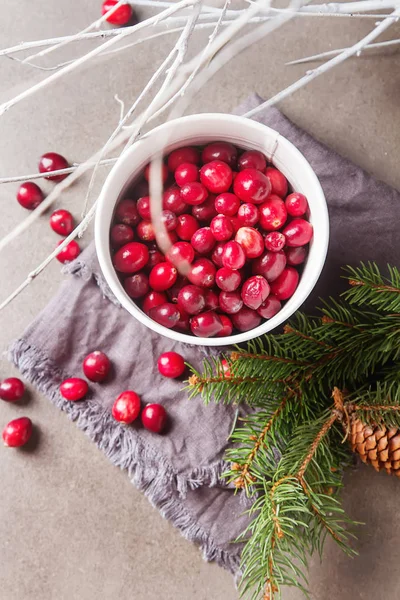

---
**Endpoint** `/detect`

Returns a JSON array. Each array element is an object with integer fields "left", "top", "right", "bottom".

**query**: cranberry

[
  {"left": 102, "top": 0, "right": 133, "bottom": 25},
  {"left": 221, "top": 240, "right": 246, "bottom": 270},
  {"left": 190, "top": 227, "right": 215, "bottom": 254},
  {"left": 192, "top": 195, "right": 217, "bottom": 221},
  {"left": 142, "top": 403, "right": 167, "bottom": 433},
  {"left": 157, "top": 230, "right": 178, "bottom": 247},
  {"left": 2, "top": 417, "right": 32, "bottom": 448},
  {"left": 56, "top": 239, "right": 81, "bottom": 263},
  {"left": 124, "top": 272, "right": 150, "bottom": 298},
  {"left": 134, "top": 180, "right": 149, "bottom": 199},
  {"left": 168, "top": 147, "right": 200, "bottom": 172},
  {"left": 219, "top": 290, "right": 243, "bottom": 314},
  {"left": 176, "top": 214, "right": 199, "bottom": 240},
  {"left": 238, "top": 150, "right": 266, "bottom": 172},
  {"left": 178, "top": 285, "right": 206, "bottom": 315},
  {"left": 0, "top": 378, "right": 25, "bottom": 402},
  {"left": 175, "top": 307, "right": 190, "bottom": 332},
  {"left": 232, "top": 307, "right": 262, "bottom": 332},
  {"left": 180, "top": 181, "right": 208, "bottom": 205},
  {"left": 265, "top": 167, "right": 288, "bottom": 198},
  {"left": 188, "top": 258, "right": 216, "bottom": 288},
  {"left": 210, "top": 214, "right": 234, "bottom": 242},
  {"left": 83, "top": 351, "right": 110, "bottom": 382},
  {"left": 17, "top": 182, "right": 44, "bottom": 210},
  {"left": 112, "top": 391, "right": 141, "bottom": 424},
  {"left": 237, "top": 203, "right": 259, "bottom": 227},
  {"left": 158, "top": 351, "right": 185, "bottom": 378},
  {"left": 113, "top": 242, "right": 149, "bottom": 273},
  {"left": 147, "top": 248, "right": 164, "bottom": 269},
  {"left": 221, "top": 358, "right": 232, "bottom": 376},
  {"left": 38, "top": 152, "right": 69, "bottom": 181},
  {"left": 166, "top": 241, "right": 195, "bottom": 266},
  {"left": 230, "top": 216, "right": 242, "bottom": 233},
  {"left": 270, "top": 267, "right": 299, "bottom": 300},
  {"left": 283, "top": 218, "right": 313, "bottom": 247},
  {"left": 241, "top": 275, "right": 270, "bottom": 310},
  {"left": 144, "top": 162, "right": 169, "bottom": 183},
  {"left": 149, "top": 262, "right": 177, "bottom": 291},
  {"left": 235, "top": 227, "right": 264, "bottom": 259},
  {"left": 60, "top": 378, "right": 88, "bottom": 401},
  {"left": 163, "top": 186, "right": 188, "bottom": 215},
  {"left": 204, "top": 289, "right": 219, "bottom": 310},
  {"left": 257, "top": 295, "right": 282, "bottom": 319},
  {"left": 286, "top": 246, "right": 308, "bottom": 266},
  {"left": 214, "top": 193, "right": 240, "bottom": 216},
  {"left": 200, "top": 161, "right": 232, "bottom": 194},
  {"left": 216, "top": 267, "right": 241, "bottom": 292},
  {"left": 115, "top": 199, "right": 140, "bottom": 226},
  {"left": 137, "top": 221, "right": 155, "bottom": 241},
  {"left": 211, "top": 242, "right": 225, "bottom": 268},
  {"left": 175, "top": 163, "right": 199, "bottom": 186},
  {"left": 137, "top": 196, "right": 151, "bottom": 220},
  {"left": 190, "top": 311, "right": 223, "bottom": 337},
  {"left": 166, "top": 275, "right": 188, "bottom": 302},
  {"left": 110, "top": 223, "right": 134, "bottom": 248},
  {"left": 142, "top": 291, "right": 167, "bottom": 314},
  {"left": 285, "top": 192, "right": 309, "bottom": 217},
  {"left": 217, "top": 315, "right": 233, "bottom": 337},
  {"left": 264, "top": 231, "right": 286, "bottom": 252},
  {"left": 259, "top": 195, "right": 287, "bottom": 231},
  {"left": 252, "top": 250, "right": 286, "bottom": 282},
  {"left": 201, "top": 142, "right": 237, "bottom": 168},
  {"left": 149, "top": 303, "right": 180, "bottom": 328},
  {"left": 161, "top": 210, "right": 178, "bottom": 232},
  {"left": 233, "top": 169, "right": 271, "bottom": 204}
]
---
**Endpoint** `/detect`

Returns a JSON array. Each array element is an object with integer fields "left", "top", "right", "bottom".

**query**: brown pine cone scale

[{"left": 350, "top": 416, "right": 400, "bottom": 477}]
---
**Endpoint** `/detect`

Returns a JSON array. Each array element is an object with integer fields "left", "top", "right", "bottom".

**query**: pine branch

[{"left": 344, "top": 262, "right": 400, "bottom": 312}]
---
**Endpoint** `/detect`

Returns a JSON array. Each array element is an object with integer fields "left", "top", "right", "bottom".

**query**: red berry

[
  {"left": 200, "top": 161, "right": 233, "bottom": 194},
  {"left": 142, "top": 291, "right": 167, "bottom": 314},
  {"left": 201, "top": 142, "right": 237, "bottom": 168},
  {"left": 235, "top": 227, "right": 264, "bottom": 259},
  {"left": 220, "top": 358, "right": 232, "bottom": 375},
  {"left": 147, "top": 248, "right": 164, "bottom": 269},
  {"left": 124, "top": 272, "right": 149, "bottom": 298},
  {"left": 237, "top": 203, "right": 259, "bottom": 227},
  {"left": 233, "top": 168, "right": 271, "bottom": 204},
  {"left": 241, "top": 275, "right": 270, "bottom": 310},
  {"left": 211, "top": 242, "right": 225, "bottom": 268},
  {"left": 136, "top": 220, "right": 155, "bottom": 241},
  {"left": 188, "top": 258, "right": 216, "bottom": 288},
  {"left": 161, "top": 210, "right": 178, "bottom": 232},
  {"left": 16, "top": 182, "right": 44, "bottom": 210},
  {"left": 265, "top": 167, "right": 288, "bottom": 198},
  {"left": 231, "top": 307, "right": 262, "bottom": 332},
  {"left": 0, "top": 378, "right": 25, "bottom": 402},
  {"left": 38, "top": 152, "right": 69, "bottom": 181},
  {"left": 282, "top": 218, "right": 313, "bottom": 247},
  {"left": 144, "top": 162, "right": 169, "bottom": 183},
  {"left": 221, "top": 240, "right": 246, "bottom": 270},
  {"left": 210, "top": 214, "right": 234, "bottom": 242},
  {"left": 115, "top": 199, "right": 140, "bottom": 226},
  {"left": 264, "top": 231, "right": 286, "bottom": 252},
  {"left": 191, "top": 227, "right": 216, "bottom": 254},
  {"left": 60, "top": 378, "right": 88, "bottom": 401},
  {"left": 257, "top": 295, "right": 282, "bottom": 319},
  {"left": 157, "top": 230, "right": 178, "bottom": 247},
  {"left": 252, "top": 250, "right": 287, "bottom": 282},
  {"left": 192, "top": 195, "right": 218, "bottom": 221},
  {"left": 190, "top": 311, "right": 223, "bottom": 337},
  {"left": 178, "top": 285, "right": 206, "bottom": 315},
  {"left": 113, "top": 242, "right": 149, "bottom": 273},
  {"left": 176, "top": 214, "right": 199, "bottom": 240},
  {"left": 149, "top": 262, "right": 177, "bottom": 291},
  {"left": 83, "top": 351, "right": 110, "bottom": 382},
  {"left": 110, "top": 223, "right": 134, "bottom": 248},
  {"left": 270, "top": 267, "right": 299, "bottom": 300},
  {"left": 163, "top": 186, "right": 188, "bottom": 215},
  {"left": 285, "top": 192, "right": 309, "bottom": 217},
  {"left": 175, "top": 163, "right": 199, "bottom": 186},
  {"left": 217, "top": 315, "right": 233, "bottom": 337},
  {"left": 137, "top": 196, "right": 151, "bottom": 220},
  {"left": 286, "top": 246, "right": 308, "bottom": 266},
  {"left": 142, "top": 403, "right": 167, "bottom": 433},
  {"left": 238, "top": 150, "right": 266, "bottom": 172},
  {"left": 134, "top": 180, "right": 149, "bottom": 199},
  {"left": 214, "top": 193, "right": 240, "bottom": 217},
  {"left": 180, "top": 181, "right": 208, "bottom": 205},
  {"left": 175, "top": 307, "right": 190, "bottom": 332},
  {"left": 168, "top": 147, "right": 200, "bottom": 172},
  {"left": 56, "top": 239, "right": 81, "bottom": 263},
  {"left": 166, "top": 241, "right": 195, "bottom": 266},
  {"left": 149, "top": 303, "right": 180, "bottom": 328},
  {"left": 216, "top": 267, "right": 241, "bottom": 292},
  {"left": 112, "top": 391, "right": 141, "bottom": 424},
  {"left": 218, "top": 290, "right": 243, "bottom": 314},
  {"left": 158, "top": 351, "right": 185, "bottom": 378},
  {"left": 2, "top": 417, "right": 32, "bottom": 447},
  {"left": 204, "top": 289, "right": 219, "bottom": 310},
  {"left": 259, "top": 195, "right": 287, "bottom": 231},
  {"left": 166, "top": 275, "right": 188, "bottom": 303},
  {"left": 230, "top": 216, "right": 242, "bottom": 233},
  {"left": 102, "top": 0, "right": 133, "bottom": 24}
]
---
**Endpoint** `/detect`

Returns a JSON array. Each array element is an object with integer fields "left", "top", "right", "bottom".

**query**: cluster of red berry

[{"left": 110, "top": 142, "right": 313, "bottom": 337}]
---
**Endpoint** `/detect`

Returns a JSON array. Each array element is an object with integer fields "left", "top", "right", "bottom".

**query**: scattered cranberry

[
  {"left": 163, "top": 186, "right": 188, "bottom": 215},
  {"left": 17, "top": 182, "right": 44, "bottom": 210},
  {"left": 113, "top": 242, "right": 149, "bottom": 273},
  {"left": 259, "top": 195, "right": 287, "bottom": 231},
  {"left": 175, "top": 163, "right": 199, "bottom": 186},
  {"left": 124, "top": 272, "right": 150, "bottom": 298},
  {"left": 283, "top": 218, "right": 313, "bottom": 247},
  {"left": 233, "top": 168, "right": 271, "bottom": 204},
  {"left": 211, "top": 242, "right": 225, "bottom": 268},
  {"left": 200, "top": 161, "right": 232, "bottom": 194},
  {"left": 191, "top": 227, "right": 216, "bottom": 254},
  {"left": 38, "top": 152, "right": 69, "bottom": 181},
  {"left": 142, "top": 290, "right": 167, "bottom": 314},
  {"left": 190, "top": 311, "right": 223, "bottom": 337},
  {"left": 137, "top": 196, "right": 151, "bottom": 220},
  {"left": 217, "top": 316, "right": 233, "bottom": 337},
  {"left": 2, "top": 417, "right": 32, "bottom": 447},
  {"left": 112, "top": 391, "right": 141, "bottom": 424},
  {"left": 201, "top": 142, "right": 237, "bottom": 168},
  {"left": 232, "top": 307, "right": 262, "bottom": 332},
  {"left": 149, "top": 303, "right": 180, "bottom": 328},
  {"left": 147, "top": 248, "right": 164, "bottom": 269},
  {"left": 270, "top": 267, "right": 299, "bottom": 300},
  {"left": 110, "top": 223, "right": 134, "bottom": 248},
  {"left": 158, "top": 351, "right": 185, "bottom": 378},
  {"left": 235, "top": 227, "right": 264, "bottom": 259},
  {"left": 219, "top": 290, "right": 243, "bottom": 314},
  {"left": 168, "top": 147, "right": 200, "bottom": 172},
  {"left": 252, "top": 250, "right": 286, "bottom": 282},
  {"left": 257, "top": 295, "right": 281, "bottom": 319},
  {"left": 241, "top": 275, "right": 270, "bottom": 310},
  {"left": 204, "top": 289, "right": 219, "bottom": 310},
  {"left": 60, "top": 378, "right": 88, "bottom": 401},
  {"left": 178, "top": 285, "right": 206, "bottom": 315},
  {"left": 221, "top": 357, "right": 231, "bottom": 376},
  {"left": 142, "top": 403, "right": 167, "bottom": 433},
  {"left": 285, "top": 192, "right": 309, "bottom": 217},
  {"left": 166, "top": 241, "right": 195, "bottom": 266},
  {"left": 188, "top": 258, "right": 216, "bottom": 288},
  {"left": 55, "top": 239, "right": 81, "bottom": 263},
  {"left": 210, "top": 214, "right": 234, "bottom": 242},
  {"left": 238, "top": 150, "right": 266, "bottom": 172},
  {"left": 115, "top": 199, "right": 140, "bottom": 226},
  {"left": 0, "top": 378, "right": 25, "bottom": 402},
  {"left": 222, "top": 240, "right": 246, "bottom": 270},
  {"left": 83, "top": 351, "right": 110, "bottom": 382},
  {"left": 216, "top": 267, "right": 241, "bottom": 292},
  {"left": 144, "top": 162, "right": 169, "bottom": 183},
  {"left": 180, "top": 181, "right": 208, "bottom": 206},
  {"left": 149, "top": 262, "right": 177, "bottom": 291},
  {"left": 176, "top": 214, "right": 199, "bottom": 240},
  {"left": 137, "top": 221, "right": 155, "bottom": 241},
  {"left": 192, "top": 195, "right": 217, "bottom": 221},
  {"left": 265, "top": 167, "right": 288, "bottom": 198},
  {"left": 286, "top": 246, "right": 308, "bottom": 266},
  {"left": 264, "top": 231, "right": 285, "bottom": 252},
  {"left": 237, "top": 203, "right": 259, "bottom": 227},
  {"left": 214, "top": 193, "right": 240, "bottom": 216},
  {"left": 102, "top": 0, "right": 133, "bottom": 25}
]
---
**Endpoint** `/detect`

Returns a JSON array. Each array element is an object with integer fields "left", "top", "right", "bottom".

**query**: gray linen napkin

[{"left": 10, "top": 94, "right": 400, "bottom": 577}]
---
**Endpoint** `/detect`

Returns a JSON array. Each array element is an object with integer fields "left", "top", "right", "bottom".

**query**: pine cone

[{"left": 350, "top": 416, "right": 400, "bottom": 477}]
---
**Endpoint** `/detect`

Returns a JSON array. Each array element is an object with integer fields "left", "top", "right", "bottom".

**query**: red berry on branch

[
  {"left": 149, "top": 303, "right": 180, "bottom": 328},
  {"left": 124, "top": 272, "right": 150, "bottom": 299},
  {"left": 38, "top": 152, "right": 69, "bottom": 181},
  {"left": 16, "top": 182, "right": 44, "bottom": 210},
  {"left": 270, "top": 267, "right": 300, "bottom": 300},
  {"left": 190, "top": 311, "right": 223, "bottom": 337},
  {"left": 283, "top": 218, "right": 313, "bottom": 247},
  {"left": 102, "top": 0, "right": 133, "bottom": 25},
  {"left": 55, "top": 240, "right": 81, "bottom": 263},
  {"left": 142, "top": 403, "right": 167, "bottom": 433},
  {"left": 201, "top": 142, "right": 237, "bottom": 168},
  {"left": 112, "top": 391, "right": 141, "bottom": 423},
  {"left": 50, "top": 209, "right": 74, "bottom": 236},
  {"left": 233, "top": 168, "right": 271, "bottom": 204},
  {"left": 113, "top": 242, "right": 149, "bottom": 273},
  {"left": 158, "top": 351, "right": 185, "bottom": 378},
  {"left": 110, "top": 223, "right": 134, "bottom": 248},
  {"left": 285, "top": 192, "right": 309, "bottom": 217},
  {"left": 60, "top": 378, "right": 88, "bottom": 401},
  {"left": 235, "top": 227, "right": 264, "bottom": 259},
  {"left": 2, "top": 417, "right": 32, "bottom": 447},
  {"left": 83, "top": 351, "right": 111, "bottom": 382},
  {"left": 265, "top": 167, "right": 288, "bottom": 198},
  {"left": 0, "top": 378, "right": 25, "bottom": 402},
  {"left": 200, "top": 161, "right": 233, "bottom": 194},
  {"left": 168, "top": 147, "right": 200, "bottom": 172},
  {"left": 238, "top": 150, "right": 266, "bottom": 172},
  {"left": 115, "top": 199, "right": 140, "bottom": 227}
]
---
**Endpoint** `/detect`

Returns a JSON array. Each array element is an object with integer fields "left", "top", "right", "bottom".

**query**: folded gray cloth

[{"left": 10, "top": 94, "right": 400, "bottom": 578}]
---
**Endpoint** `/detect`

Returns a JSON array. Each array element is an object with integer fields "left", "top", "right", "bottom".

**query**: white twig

[
  {"left": 286, "top": 37, "right": 400, "bottom": 65},
  {"left": 0, "top": 159, "right": 117, "bottom": 185}
]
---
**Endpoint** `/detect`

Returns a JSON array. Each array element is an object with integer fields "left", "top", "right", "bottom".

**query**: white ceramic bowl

[{"left": 95, "top": 113, "right": 329, "bottom": 346}]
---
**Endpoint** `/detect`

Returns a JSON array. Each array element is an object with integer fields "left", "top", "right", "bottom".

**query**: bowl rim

[{"left": 95, "top": 113, "right": 329, "bottom": 346}]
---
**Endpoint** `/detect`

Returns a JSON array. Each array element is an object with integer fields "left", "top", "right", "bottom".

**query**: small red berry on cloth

[
  {"left": 50, "top": 209, "right": 74, "bottom": 236},
  {"left": 83, "top": 351, "right": 110, "bottom": 382},
  {"left": 112, "top": 391, "right": 141, "bottom": 424},
  {"left": 38, "top": 152, "right": 69, "bottom": 182},
  {"left": 102, "top": 0, "right": 133, "bottom": 25},
  {"left": 60, "top": 378, "right": 88, "bottom": 401},
  {"left": 158, "top": 352, "right": 185, "bottom": 378},
  {"left": 16, "top": 182, "right": 44, "bottom": 210},
  {"left": 0, "top": 377, "right": 25, "bottom": 402},
  {"left": 2, "top": 417, "right": 32, "bottom": 447},
  {"left": 141, "top": 404, "right": 167, "bottom": 433},
  {"left": 55, "top": 240, "right": 81, "bottom": 263}
]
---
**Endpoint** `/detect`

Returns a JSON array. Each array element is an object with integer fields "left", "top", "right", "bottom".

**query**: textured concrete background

[{"left": 0, "top": 2, "right": 400, "bottom": 599}]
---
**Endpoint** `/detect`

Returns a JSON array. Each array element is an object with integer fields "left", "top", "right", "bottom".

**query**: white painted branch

[
  {"left": 0, "top": 158, "right": 117, "bottom": 185},
  {"left": 286, "top": 37, "right": 400, "bottom": 65}
]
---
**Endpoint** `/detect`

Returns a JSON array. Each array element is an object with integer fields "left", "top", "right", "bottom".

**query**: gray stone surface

[{"left": 0, "top": 2, "right": 399, "bottom": 599}]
